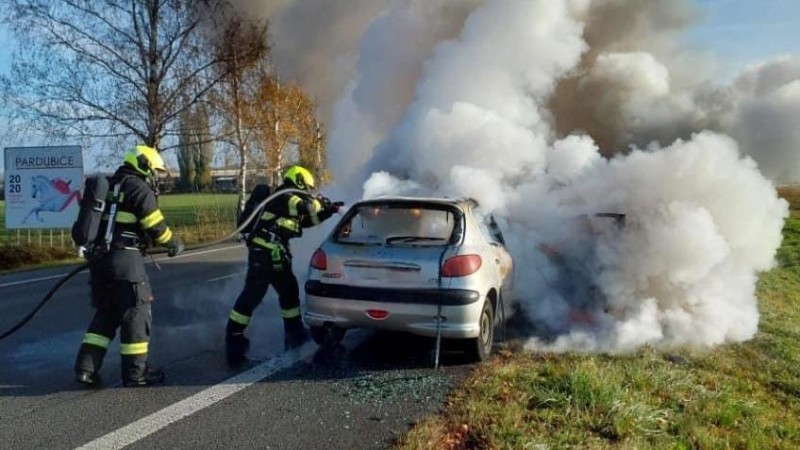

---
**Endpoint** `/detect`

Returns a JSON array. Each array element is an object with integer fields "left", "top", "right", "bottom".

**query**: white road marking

[
  {"left": 75, "top": 343, "right": 316, "bottom": 450},
  {"left": 205, "top": 271, "right": 246, "bottom": 283},
  {"left": 0, "top": 273, "right": 85, "bottom": 288},
  {"left": 0, "top": 245, "right": 243, "bottom": 289}
]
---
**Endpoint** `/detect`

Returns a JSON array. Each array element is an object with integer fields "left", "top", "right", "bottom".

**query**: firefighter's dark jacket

[
  {"left": 95, "top": 166, "right": 175, "bottom": 282},
  {"left": 249, "top": 184, "right": 334, "bottom": 251}
]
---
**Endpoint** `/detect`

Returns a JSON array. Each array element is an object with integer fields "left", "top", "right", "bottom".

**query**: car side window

[
  {"left": 487, "top": 215, "right": 506, "bottom": 246},
  {"left": 475, "top": 210, "right": 506, "bottom": 246}
]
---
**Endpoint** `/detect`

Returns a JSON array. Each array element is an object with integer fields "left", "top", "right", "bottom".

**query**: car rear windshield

[{"left": 335, "top": 203, "right": 459, "bottom": 246}]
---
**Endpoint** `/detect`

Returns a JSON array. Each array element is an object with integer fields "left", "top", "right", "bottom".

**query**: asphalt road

[{"left": 0, "top": 244, "right": 474, "bottom": 450}]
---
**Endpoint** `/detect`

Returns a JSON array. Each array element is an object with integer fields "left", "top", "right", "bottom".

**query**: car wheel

[
  {"left": 464, "top": 299, "right": 494, "bottom": 362},
  {"left": 310, "top": 324, "right": 346, "bottom": 349}
]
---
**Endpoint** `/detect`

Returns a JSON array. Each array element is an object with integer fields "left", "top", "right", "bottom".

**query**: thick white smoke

[
  {"left": 238, "top": 0, "right": 791, "bottom": 352},
  {"left": 240, "top": 0, "right": 799, "bottom": 185},
  {"left": 549, "top": 1, "right": 800, "bottom": 184},
  {"left": 326, "top": 0, "right": 486, "bottom": 184},
  {"left": 725, "top": 57, "right": 800, "bottom": 184}
]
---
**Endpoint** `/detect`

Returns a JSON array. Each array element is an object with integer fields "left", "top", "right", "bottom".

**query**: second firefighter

[{"left": 225, "top": 165, "right": 342, "bottom": 367}]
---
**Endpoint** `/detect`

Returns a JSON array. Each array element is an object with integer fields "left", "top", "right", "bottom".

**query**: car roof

[{"left": 353, "top": 196, "right": 478, "bottom": 209}]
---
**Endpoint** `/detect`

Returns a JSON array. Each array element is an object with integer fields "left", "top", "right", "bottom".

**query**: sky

[
  {"left": 0, "top": 0, "right": 798, "bottom": 171},
  {"left": 689, "top": 0, "right": 800, "bottom": 77}
]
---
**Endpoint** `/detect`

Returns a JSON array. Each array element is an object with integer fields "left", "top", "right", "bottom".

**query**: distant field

[
  {"left": 0, "top": 193, "right": 239, "bottom": 242},
  {"left": 156, "top": 193, "right": 239, "bottom": 227},
  {"left": 0, "top": 194, "right": 240, "bottom": 271}
]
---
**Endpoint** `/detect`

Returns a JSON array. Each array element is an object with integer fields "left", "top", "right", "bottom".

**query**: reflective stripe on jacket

[
  {"left": 249, "top": 187, "right": 332, "bottom": 251},
  {"left": 97, "top": 166, "right": 175, "bottom": 249}
]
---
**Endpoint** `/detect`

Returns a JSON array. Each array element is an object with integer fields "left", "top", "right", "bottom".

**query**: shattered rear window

[{"left": 335, "top": 204, "right": 458, "bottom": 246}]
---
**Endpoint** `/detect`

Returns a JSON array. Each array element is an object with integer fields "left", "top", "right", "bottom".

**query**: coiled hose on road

[{"left": 0, "top": 188, "right": 309, "bottom": 340}]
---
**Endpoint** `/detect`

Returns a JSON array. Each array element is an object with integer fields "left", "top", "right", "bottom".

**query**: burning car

[{"left": 303, "top": 197, "right": 514, "bottom": 361}]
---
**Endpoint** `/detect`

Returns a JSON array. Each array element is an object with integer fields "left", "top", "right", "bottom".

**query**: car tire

[
  {"left": 310, "top": 324, "right": 346, "bottom": 349},
  {"left": 463, "top": 299, "right": 494, "bottom": 362}
]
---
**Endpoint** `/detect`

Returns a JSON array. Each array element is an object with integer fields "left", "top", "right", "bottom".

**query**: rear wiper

[{"left": 385, "top": 236, "right": 447, "bottom": 244}]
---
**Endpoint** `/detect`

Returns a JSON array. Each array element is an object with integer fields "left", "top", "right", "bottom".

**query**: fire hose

[{"left": 0, "top": 188, "right": 311, "bottom": 341}]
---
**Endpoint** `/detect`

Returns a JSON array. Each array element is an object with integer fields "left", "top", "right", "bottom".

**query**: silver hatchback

[{"left": 303, "top": 197, "right": 514, "bottom": 361}]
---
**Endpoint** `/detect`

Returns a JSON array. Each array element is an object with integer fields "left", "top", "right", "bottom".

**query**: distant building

[
  {"left": 210, "top": 169, "right": 238, "bottom": 191},
  {"left": 161, "top": 168, "right": 270, "bottom": 193}
]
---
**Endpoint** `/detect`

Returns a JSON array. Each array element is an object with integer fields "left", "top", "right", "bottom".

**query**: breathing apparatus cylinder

[{"left": 71, "top": 175, "right": 110, "bottom": 256}]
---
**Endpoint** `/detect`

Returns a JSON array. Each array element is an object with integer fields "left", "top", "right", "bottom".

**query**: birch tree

[
  {"left": 212, "top": 16, "right": 269, "bottom": 212},
  {"left": 254, "top": 77, "right": 323, "bottom": 187}
]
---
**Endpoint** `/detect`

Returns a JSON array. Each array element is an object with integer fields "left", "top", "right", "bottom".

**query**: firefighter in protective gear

[
  {"left": 225, "top": 165, "right": 342, "bottom": 367},
  {"left": 74, "top": 145, "right": 184, "bottom": 387}
]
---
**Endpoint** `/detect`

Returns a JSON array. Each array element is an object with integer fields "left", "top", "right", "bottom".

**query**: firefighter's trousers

[
  {"left": 226, "top": 247, "right": 304, "bottom": 338},
  {"left": 75, "top": 279, "right": 153, "bottom": 382}
]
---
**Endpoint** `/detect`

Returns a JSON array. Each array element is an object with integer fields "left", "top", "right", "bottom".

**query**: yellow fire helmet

[
  {"left": 283, "top": 165, "right": 316, "bottom": 190},
  {"left": 123, "top": 145, "right": 166, "bottom": 176}
]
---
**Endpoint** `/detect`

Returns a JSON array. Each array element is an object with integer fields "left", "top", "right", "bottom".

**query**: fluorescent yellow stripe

[
  {"left": 252, "top": 237, "right": 283, "bottom": 251},
  {"left": 120, "top": 342, "right": 148, "bottom": 355},
  {"left": 276, "top": 217, "right": 299, "bottom": 232},
  {"left": 229, "top": 310, "right": 251, "bottom": 325},
  {"left": 116, "top": 211, "right": 137, "bottom": 224},
  {"left": 281, "top": 307, "right": 301, "bottom": 319},
  {"left": 288, "top": 196, "right": 301, "bottom": 216},
  {"left": 140, "top": 209, "right": 165, "bottom": 229},
  {"left": 307, "top": 199, "right": 322, "bottom": 225},
  {"left": 260, "top": 212, "right": 276, "bottom": 221},
  {"left": 83, "top": 333, "right": 111, "bottom": 349},
  {"left": 155, "top": 228, "right": 173, "bottom": 245}
]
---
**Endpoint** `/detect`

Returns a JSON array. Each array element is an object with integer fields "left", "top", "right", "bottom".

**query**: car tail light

[
  {"left": 367, "top": 309, "right": 389, "bottom": 320},
  {"left": 441, "top": 254, "right": 482, "bottom": 277},
  {"left": 310, "top": 248, "right": 327, "bottom": 270}
]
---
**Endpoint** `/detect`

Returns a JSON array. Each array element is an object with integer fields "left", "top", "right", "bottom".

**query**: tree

[
  {"left": 211, "top": 16, "right": 269, "bottom": 212},
  {"left": 0, "top": 0, "right": 235, "bottom": 149},
  {"left": 176, "top": 118, "right": 197, "bottom": 190},
  {"left": 254, "top": 77, "right": 323, "bottom": 187},
  {"left": 176, "top": 105, "right": 213, "bottom": 191},
  {"left": 194, "top": 107, "right": 214, "bottom": 191}
]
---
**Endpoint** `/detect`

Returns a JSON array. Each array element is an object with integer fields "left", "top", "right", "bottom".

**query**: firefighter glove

[
  {"left": 331, "top": 201, "right": 344, "bottom": 213},
  {"left": 168, "top": 236, "right": 185, "bottom": 257},
  {"left": 316, "top": 194, "right": 332, "bottom": 208}
]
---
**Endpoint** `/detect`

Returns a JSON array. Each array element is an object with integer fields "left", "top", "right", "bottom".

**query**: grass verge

[{"left": 397, "top": 190, "right": 800, "bottom": 450}]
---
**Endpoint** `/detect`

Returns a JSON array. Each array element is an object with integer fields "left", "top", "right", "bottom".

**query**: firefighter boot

[
  {"left": 75, "top": 341, "right": 107, "bottom": 386},
  {"left": 123, "top": 367, "right": 165, "bottom": 387},
  {"left": 283, "top": 319, "right": 310, "bottom": 351},
  {"left": 75, "top": 370, "right": 102, "bottom": 386},
  {"left": 226, "top": 333, "right": 250, "bottom": 368}
]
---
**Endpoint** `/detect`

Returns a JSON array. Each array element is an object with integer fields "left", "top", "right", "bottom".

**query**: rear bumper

[
  {"left": 304, "top": 280, "right": 480, "bottom": 305},
  {"left": 303, "top": 281, "right": 484, "bottom": 339}
]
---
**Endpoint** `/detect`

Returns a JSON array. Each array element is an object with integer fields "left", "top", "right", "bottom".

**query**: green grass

[
  {"left": 157, "top": 193, "right": 239, "bottom": 245},
  {"left": 156, "top": 193, "right": 239, "bottom": 227},
  {"left": 397, "top": 191, "right": 800, "bottom": 450}
]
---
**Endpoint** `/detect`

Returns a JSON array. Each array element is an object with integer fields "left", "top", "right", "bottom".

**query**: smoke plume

[
  {"left": 548, "top": 0, "right": 800, "bottom": 184},
  {"left": 236, "top": 0, "right": 793, "bottom": 352}
]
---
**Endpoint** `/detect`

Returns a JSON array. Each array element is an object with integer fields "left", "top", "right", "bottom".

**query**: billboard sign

[{"left": 4, "top": 146, "right": 84, "bottom": 229}]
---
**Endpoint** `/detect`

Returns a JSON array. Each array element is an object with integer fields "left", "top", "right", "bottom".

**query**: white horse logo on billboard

[
  {"left": 4, "top": 146, "right": 84, "bottom": 229},
  {"left": 23, "top": 175, "right": 82, "bottom": 223}
]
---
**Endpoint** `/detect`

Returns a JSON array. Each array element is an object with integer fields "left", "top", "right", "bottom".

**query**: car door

[
  {"left": 475, "top": 212, "right": 514, "bottom": 299},
  {"left": 489, "top": 215, "right": 514, "bottom": 299}
]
